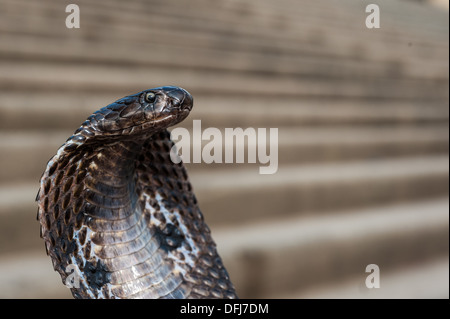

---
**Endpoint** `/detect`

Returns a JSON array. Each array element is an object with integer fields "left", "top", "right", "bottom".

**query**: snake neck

[
  {"left": 83, "top": 138, "right": 149, "bottom": 219},
  {"left": 40, "top": 129, "right": 238, "bottom": 299},
  {"left": 89, "top": 140, "right": 140, "bottom": 179}
]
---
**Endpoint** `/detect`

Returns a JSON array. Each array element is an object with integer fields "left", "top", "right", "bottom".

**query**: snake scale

[{"left": 36, "top": 86, "right": 237, "bottom": 299}]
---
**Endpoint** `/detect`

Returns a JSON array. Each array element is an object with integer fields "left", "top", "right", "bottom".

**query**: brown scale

[{"left": 36, "top": 86, "right": 237, "bottom": 299}]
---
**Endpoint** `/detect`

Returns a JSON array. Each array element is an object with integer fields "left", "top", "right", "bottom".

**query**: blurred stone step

[
  {"left": 215, "top": 0, "right": 449, "bottom": 33},
  {"left": 0, "top": 155, "right": 447, "bottom": 255},
  {"left": 272, "top": 256, "right": 449, "bottom": 299},
  {"left": 185, "top": 125, "right": 449, "bottom": 170},
  {"left": 192, "top": 155, "right": 449, "bottom": 225},
  {"left": 427, "top": 0, "right": 449, "bottom": 10},
  {"left": 213, "top": 197, "right": 449, "bottom": 297},
  {"left": 0, "top": 89, "right": 448, "bottom": 131},
  {"left": 7, "top": 0, "right": 447, "bottom": 38},
  {"left": 0, "top": 251, "right": 72, "bottom": 299},
  {"left": 0, "top": 126, "right": 448, "bottom": 183},
  {"left": 2, "top": 34, "right": 447, "bottom": 82},
  {"left": 1, "top": 0, "right": 448, "bottom": 64},
  {"left": 0, "top": 197, "right": 447, "bottom": 298},
  {"left": 248, "top": 0, "right": 449, "bottom": 38},
  {"left": 183, "top": 99, "right": 449, "bottom": 128},
  {"left": 1, "top": 61, "right": 446, "bottom": 101}
]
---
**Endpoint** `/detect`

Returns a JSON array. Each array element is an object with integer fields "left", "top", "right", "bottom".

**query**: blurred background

[{"left": 0, "top": 0, "right": 448, "bottom": 298}]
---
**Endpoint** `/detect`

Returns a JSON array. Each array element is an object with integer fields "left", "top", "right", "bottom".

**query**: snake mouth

[{"left": 113, "top": 112, "right": 188, "bottom": 138}]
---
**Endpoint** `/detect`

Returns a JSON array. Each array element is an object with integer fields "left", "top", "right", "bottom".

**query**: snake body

[{"left": 36, "top": 86, "right": 237, "bottom": 299}]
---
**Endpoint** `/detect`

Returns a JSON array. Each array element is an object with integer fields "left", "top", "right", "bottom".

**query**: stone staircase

[{"left": 0, "top": 0, "right": 448, "bottom": 298}]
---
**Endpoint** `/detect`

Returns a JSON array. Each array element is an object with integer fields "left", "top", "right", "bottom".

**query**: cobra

[{"left": 36, "top": 86, "right": 237, "bottom": 299}]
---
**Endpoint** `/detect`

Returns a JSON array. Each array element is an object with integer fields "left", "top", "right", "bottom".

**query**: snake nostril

[{"left": 171, "top": 98, "right": 181, "bottom": 108}]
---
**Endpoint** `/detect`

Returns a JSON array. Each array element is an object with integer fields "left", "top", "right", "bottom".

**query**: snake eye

[{"left": 145, "top": 92, "right": 156, "bottom": 103}]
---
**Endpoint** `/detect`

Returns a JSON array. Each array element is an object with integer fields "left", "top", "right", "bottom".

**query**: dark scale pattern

[
  {"left": 36, "top": 86, "right": 237, "bottom": 299},
  {"left": 153, "top": 223, "right": 185, "bottom": 252},
  {"left": 84, "top": 260, "right": 111, "bottom": 290}
]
